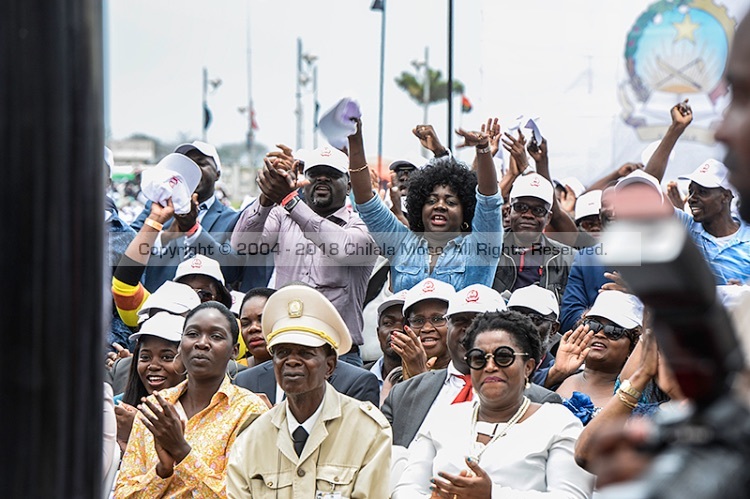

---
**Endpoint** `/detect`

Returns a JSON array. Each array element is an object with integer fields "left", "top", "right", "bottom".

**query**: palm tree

[{"left": 395, "top": 68, "right": 464, "bottom": 107}]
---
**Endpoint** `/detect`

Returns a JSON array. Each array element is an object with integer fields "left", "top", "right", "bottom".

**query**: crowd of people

[{"left": 100, "top": 13, "right": 750, "bottom": 498}]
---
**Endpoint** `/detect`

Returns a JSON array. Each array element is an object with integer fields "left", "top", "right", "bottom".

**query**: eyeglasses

[
  {"left": 408, "top": 315, "right": 447, "bottom": 329},
  {"left": 465, "top": 346, "right": 528, "bottom": 370},
  {"left": 583, "top": 318, "right": 635, "bottom": 341},
  {"left": 194, "top": 289, "right": 216, "bottom": 302},
  {"left": 578, "top": 218, "right": 602, "bottom": 231},
  {"left": 511, "top": 202, "right": 549, "bottom": 218},
  {"left": 526, "top": 312, "right": 554, "bottom": 326}
]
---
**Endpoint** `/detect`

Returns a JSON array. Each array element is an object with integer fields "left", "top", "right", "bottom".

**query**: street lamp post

[
  {"left": 202, "top": 67, "right": 222, "bottom": 141},
  {"left": 372, "top": 0, "right": 386, "bottom": 176},
  {"left": 295, "top": 38, "right": 303, "bottom": 150},
  {"left": 295, "top": 39, "right": 318, "bottom": 151}
]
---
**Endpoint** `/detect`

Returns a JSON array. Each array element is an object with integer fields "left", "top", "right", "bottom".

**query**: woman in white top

[{"left": 393, "top": 310, "right": 594, "bottom": 498}]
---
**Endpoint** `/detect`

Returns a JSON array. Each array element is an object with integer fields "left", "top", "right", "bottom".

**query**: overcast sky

[{"left": 107, "top": 0, "right": 750, "bottom": 183}]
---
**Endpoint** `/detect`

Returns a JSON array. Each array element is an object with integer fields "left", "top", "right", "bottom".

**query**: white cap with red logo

[
  {"left": 679, "top": 158, "right": 733, "bottom": 191},
  {"left": 402, "top": 278, "right": 456, "bottom": 316},
  {"left": 510, "top": 173, "right": 554, "bottom": 206},
  {"left": 377, "top": 289, "right": 410, "bottom": 317},
  {"left": 446, "top": 284, "right": 507, "bottom": 317},
  {"left": 299, "top": 146, "right": 350, "bottom": 175}
]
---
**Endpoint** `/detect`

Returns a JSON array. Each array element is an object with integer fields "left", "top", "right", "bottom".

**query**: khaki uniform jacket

[{"left": 227, "top": 383, "right": 392, "bottom": 498}]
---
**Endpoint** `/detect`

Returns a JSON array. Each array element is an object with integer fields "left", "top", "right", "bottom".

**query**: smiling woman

[
  {"left": 114, "top": 302, "right": 269, "bottom": 499},
  {"left": 348, "top": 118, "right": 504, "bottom": 292}
]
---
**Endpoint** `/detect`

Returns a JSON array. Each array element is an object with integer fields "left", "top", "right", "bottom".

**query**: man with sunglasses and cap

[
  {"left": 226, "top": 285, "right": 391, "bottom": 499},
  {"left": 231, "top": 145, "right": 377, "bottom": 367},
  {"left": 507, "top": 285, "right": 570, "bottom": 388},
  {"left": 494, "top": 173, "right": 575, "bottom": 303}
]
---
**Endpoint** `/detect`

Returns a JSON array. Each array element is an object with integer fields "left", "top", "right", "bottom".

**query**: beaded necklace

[{"left": 468, "top": 396, "right": 531, "bottom": 463}]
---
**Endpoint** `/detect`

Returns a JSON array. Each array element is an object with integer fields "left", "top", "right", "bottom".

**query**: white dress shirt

[{"left": 393, "top": 402, "right": 595, "bottom": 498}]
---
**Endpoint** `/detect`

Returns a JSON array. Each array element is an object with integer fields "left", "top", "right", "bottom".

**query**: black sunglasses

[
  {"left": 511, "top": 202, "right": 549, "bottom": 218},
  {"left": 194, "top": 289, "right": 216, "bottom": 302},
  {"left": 583, "top": 318, "right": 635, "bottom": 341},
  {"left": 465, "top": 346, "right": 528, "bottom": 370}
]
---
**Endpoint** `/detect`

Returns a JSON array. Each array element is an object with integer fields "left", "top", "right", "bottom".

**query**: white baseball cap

[
  {"left": 575, "top": 190, "right": 603, "bottom": 221},
  {"left": 230, "top": 290, "right": 246, "bottom": 316},
  {"left": 402, "top": 278, "right": 456, "bottom": 316},
  {"left": 173, "top": 255, "right": 232, "bottom": 307},
  {"left": 299, "top": 146, "right": 350, "bottom": 175},
  {"left": 262, "top": 285, "right": 352, "bottom": 355},
  {"left": 507, "top": 285, "right": 560, "bottom": 320},
  {"left": 377, "top": 289, "right": 409, "bottom": 317},
  {"left": 140, "top": 153, "right": 203, "bottom": 215},
  {"left": 446, "top": 284, "right": 507, "bottom": 317},
  {"left": 586, "top": 290, "right": 644, "bottom": 329},
  {"left": 175, "top": 140, "right": 222, "bottom": 173},
  {"left": 137, "top": 281, "right": 201, "bottom": 324},
  {"left": 678, "top": 158, "right": 733, "bottom": 191},
  {"left": 615, "top": 170, "right": 663, "bottom": 199},
  {"left": 129, "top": 312, "right": 185, "bottom": 343},
  {"left": 554, "top": 177, "right": 586, "bottom": 198},
  {"left": 510, "top": 173, "right": 554, "bottom": 206}
]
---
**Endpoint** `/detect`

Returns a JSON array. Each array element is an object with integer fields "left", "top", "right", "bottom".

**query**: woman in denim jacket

[{"left": 348, "top": 118, "right": 503, "bottom": 292}]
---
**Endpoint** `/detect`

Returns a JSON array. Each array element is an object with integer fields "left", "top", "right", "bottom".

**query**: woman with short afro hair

[{"left": 349, "top": 118, "right": 504, "bottom": 292}]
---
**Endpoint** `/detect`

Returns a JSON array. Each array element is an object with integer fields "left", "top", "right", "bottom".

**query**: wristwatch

[
  {"left": 282, "top": 194, "right": 300, "bottom": 213},
  {"left": 619, "top": 379, "right": 642, "bottom": 400}
]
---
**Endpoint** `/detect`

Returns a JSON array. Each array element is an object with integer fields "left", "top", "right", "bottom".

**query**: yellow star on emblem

[{"left": 673, "top": 13, "right": 699, "bottom": 43}]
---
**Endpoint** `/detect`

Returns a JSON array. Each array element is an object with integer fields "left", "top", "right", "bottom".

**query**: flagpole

[
  {"left": 246, "top": 0, "right": 254, "bottom": 152},
  {"left": 446, "top": 0, "right": 454, "bottom": 150},
  {"left": 202, "top": 66, "right": 208, "bottom": 141}
]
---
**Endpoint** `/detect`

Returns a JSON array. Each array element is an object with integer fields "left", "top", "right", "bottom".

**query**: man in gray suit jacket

[{"left": 381, "top": 285, "right": 562, "bottom": 447}]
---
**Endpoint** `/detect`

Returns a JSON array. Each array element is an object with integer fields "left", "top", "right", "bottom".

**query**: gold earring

[{"left": 525, "top": 377, "right": 531, "bottom": 389}]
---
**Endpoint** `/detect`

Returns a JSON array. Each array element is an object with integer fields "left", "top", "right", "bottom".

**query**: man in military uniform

[{"left": 227, "top": 285, "right": 392, "bottom": 498}]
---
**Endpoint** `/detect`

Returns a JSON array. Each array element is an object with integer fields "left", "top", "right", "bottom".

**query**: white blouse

[{"left": 392, "top": 402, "right": 595, "bottom": 498}]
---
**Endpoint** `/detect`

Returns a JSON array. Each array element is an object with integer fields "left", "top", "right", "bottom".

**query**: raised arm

[
  {"left": 588, "top": 162, "right": 644, "bottom": 192},
  {"left": 112, "top": 200, "right": 175, "bottom": 326},
  {"left": 526, "top": 136, "right": 580, "bottom": 245},
  {"left": 644, "top": 99, "right": 693, "bottom": 183},
  {"left": 456, "top": 120, "right": 498, "bottom": 195},
  {"left": 347, "top": 118, "right": 375, "bottom": 205}
]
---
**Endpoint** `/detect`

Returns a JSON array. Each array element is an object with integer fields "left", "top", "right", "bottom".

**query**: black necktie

[
  {"left": 199, "top": 203, "right": 208, "bottom": 211},
  {"left": 292, "top": 426, "right": 308, "bottom": 457}
]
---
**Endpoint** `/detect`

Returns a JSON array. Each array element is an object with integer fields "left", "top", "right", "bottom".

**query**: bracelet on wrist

[
  {"left": 349, "top": 163, "right": 370, "bottom": 173},
  {"left": 283, "top": 195, "right": 300, "bottom": 213},
  {"left": 434, "top": 149, "right": 450, "bottom": 158},
  {"left": 144, "top": 218, "right": 163, "bottom": 232},
  {"left": 476, "top": 144, "right": 491, "bottom": 155},
  {"left": 281, "top": 189, "right": 299, "bottom": 206},
  {"left": 617, "top": 390, "right": 638, "bottom": 410},
  {"left": 185, "top": 222, "right": 200, "bottom": 237},
  {"left": 619, "top": 379, "right": 643, "bottom": 401}
]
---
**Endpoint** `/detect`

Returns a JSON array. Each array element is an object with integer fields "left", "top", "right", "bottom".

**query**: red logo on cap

[
  {"left": 699, "top": 164, "right": 710, "bottom": 173},
  {"left": 465, "top": 290, "right": 480, "bottom": 303},
  {"left": 422, "top": 280, "right": 435, "bottom": 293},
  {"left": 190, "top": 258, "right": 202, "bottom": 269},
  {"left": 168, "top": 175, "right": 180, "bottom": 188},
  {"left": 530, "top": 177, "right": 541, "bottom": 187},
  {"left": 320, "top": 147, "right": 332, "bottom": 157}
]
